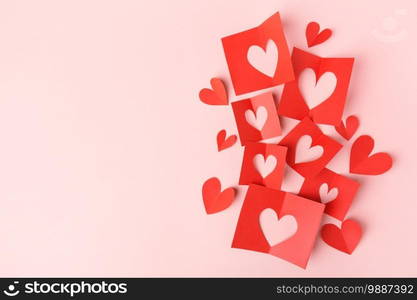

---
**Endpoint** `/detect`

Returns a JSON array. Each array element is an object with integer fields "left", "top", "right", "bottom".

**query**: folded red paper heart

[
  {"left": 321, "top": 219, "right": 362, "bottom": 254},
  {"left": 202, "top": 177, "right": 235, "bottom": 214},
  {"left": 350, "top": 135, "right": 393, "bottom": 175},
  {"left": 335, "top": 115, "right": 359, "bottom": 140},
  {"left": 199, "top": 78, "right": 228, "bottom": 105},
  {"left": 217, "top": 130, "right": 237, "bottom": 151},
  {"left": 306, "top": 21, "right": 332, "bottom": 47}
]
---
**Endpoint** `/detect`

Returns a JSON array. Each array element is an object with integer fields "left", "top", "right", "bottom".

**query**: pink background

[{"left": 0, "top": 0, "right": 416, "bottom": 277}]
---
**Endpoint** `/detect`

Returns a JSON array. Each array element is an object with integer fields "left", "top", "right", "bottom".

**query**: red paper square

[
  {"left": 299, "top": 168, "right": 360, "bottom": 221},
  {"left": 278, "top": 117, "right": 342, "bottom": 178},
  {"left": 232, "top": 184, "right": 324, "bottom": 268},
  {"left": 222, "top": 12, "right": 294, "bottom": 95},
  {"left": 232, "top": 92, "right": 281, "bottom": 145},
  {"left": 239, "top": 142, "right": 287, "bottom": 190},
  {"left": 278, "top": 47, "right": 354, "bottom": 125}
]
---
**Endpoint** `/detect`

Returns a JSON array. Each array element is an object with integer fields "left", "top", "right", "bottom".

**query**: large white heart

[
  {"left": 247, "top": 40, "right": 278, "bottom": 77},
  {"left": 253, "top": 154, "right": 277, "bottom": 178},
  {"left": 299, "top": 68, "right": 337, "bottom": 109},
  {"left": 295, "top": 135, "right": 324, "bottom": 164},
  {"left": 245, "top": 106, "right": 267, "bottom": 131},
  {"left": 319, "top": 183, "right": 338, "bottom": 204},
  {"left": 260, "top": 208, "right": 298, "bottom": 247}
]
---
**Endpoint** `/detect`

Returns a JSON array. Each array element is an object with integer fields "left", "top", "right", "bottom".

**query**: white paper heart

[
  {"left": 319, "top": 183, "right": 338, "bottom": 204},
  {"left": 247, "top": 40, "right": 278, "bottom": 77},
  {"left": 299, "top": 68, "right": 337, "bottom": 109},
  {"left": 295, "top": 135, "right": 324, "bottom": 164},
  {"left": 245, "top": 106, "right": 267, "bottom": 131},
  {"left": 253, "top": 154, "right": 277, "bottom": 178},
  {"left": 260, "top": 208, "right": 298, "bottom": 246}
]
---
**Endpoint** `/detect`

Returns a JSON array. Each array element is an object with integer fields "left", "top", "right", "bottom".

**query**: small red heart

[
  {"left": 202, "top": 177, "right": 235, "bottom": 214},
  {"left": 350, "top": 135, "right": 393, "bottom": 175},
  {"left": 335, "top": 115, "right": 359, "bottom": 140},
  {"left": 321, "top": 219, "right": 362, "bottom": 254},
  {"left": 217, "top": 130, "right": 237, "bottom": 151},
  {"left": 306, "top": 21, "right": 332, "bottom": 47},
  {"left": 199, "top": 78, "right": 228, "bottom": 105}
]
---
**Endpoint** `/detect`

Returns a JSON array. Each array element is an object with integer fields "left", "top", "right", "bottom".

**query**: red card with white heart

[
  {"left": 232, "top": 184, "right": 324, "bottom": 268},
  {"left": 299, "top": 168, "right": 360, "bottom": 221},
  {"left": 239, "top": 142, "right": 287, "bottom": 189},
  {"left": 222, "top": 12, "right": 294, "bottom": 95},
  {"left": 279, "top": 117, "right": 342, "bottom": 178},
  {"left": 278, "top": 47, "right": 354, "bottom": 125},
  {"left": 232, "top": 92, "right": 281, "bottom": 145}
]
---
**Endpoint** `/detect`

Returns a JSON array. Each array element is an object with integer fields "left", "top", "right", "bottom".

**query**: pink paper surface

[{"left": 0, "top": 0, "right": 415, "bottom": 277}]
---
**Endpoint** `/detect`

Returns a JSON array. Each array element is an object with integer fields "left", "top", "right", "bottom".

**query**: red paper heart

[
  {"left": 350, "top": 135, "right": 392, "bottom": 175},
  {"left": 321, "top": 219, "right": 362, "bottom": 254},
  {"left": 217, "top": 130, "right": 237, "bottom": 151},
  {"left": 306, "top": 22, "right": 332, "bottom": 47},
  {"left": 199, "top": 78, "right": 228, "bottom": 105},
  {"left": 335, "top": 115, "right": 359, "bottom": 140},
  {"left": 202, "top": 177, "right": 235, "bottom": 214}
]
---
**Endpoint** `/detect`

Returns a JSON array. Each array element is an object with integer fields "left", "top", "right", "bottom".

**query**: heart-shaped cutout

[
  {"left": 299, "top": 68, "right": 337, "bottom": 109},
  {"left": 217, "top": 130, "right": 237, "bottom": 152},
  {"left": 247, "top": 39, "right": 279, "bottom": 78},
  {"left": 245, "top": 106, "right": 268, "bottom": 131},
  {"left": 335, "top": 115, "right": 359, "bottom": 140},
  {"left": 350, "top": 135, "right": 393, "bottom": 175},
  {"left": 202, "top": 177, "right": 235, "bottom": 214},
  {"left": 253, "top": 154, "right": 277, "bottom": 178},
  {"left": 199, "top": 78, "right": 228, "bottom": 105},
  {"left": 306, "top": 21, "right": 333, "bottom": 47},
  {"left": 319, "top": 183, "right": 338, "bottom": 204},
  {"left": 295, "top": 135, "right": 324, "bottom": 164},
  {"left": 321, "top": 219, "right": 362, "bottom": 254},
  {"left": 260, "top": 208, "right": 298, "bottom": 247}
]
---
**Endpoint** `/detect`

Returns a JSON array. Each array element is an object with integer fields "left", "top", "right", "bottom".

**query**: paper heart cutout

[
  {"left": 217, "top": 130, "right": 237, "bottom": 152},
  {"left": 245, "top": 106, "right": 268, "bottom": 131},
  {"left": 295, "top": 135, "right": 324, "bottom": 164},
  {"left": 299, "top": 68, "right": 337, "bottom": 109},
  {"left": 202, "top": 177, "right": 235, "bottom": 214},
  {"left": 199, "top": 78, "right": 228, "bottom": 105},
  {"left": 335, "top": 115, "right": 359, "bottom": 140},
  {"left": 350, "top": 135, "right": 393, "bottom": 175},
  {"left": 260, "top": 208, "right": 298, "bottom": 247},
  {"left": 306, "top": 21, "right": 333, "bottom": 47},
  {"left": 247, "top": 39, "right": 278, "bottom": 77},
  {"left": 253, "top": 154, "right": 277, "bottom": 178},
  {"left": 321, "top": 219, "right": 362, "bottom": 254},
  {"left": 319, "top": 183, "right": 338, "bottom": 204}
]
